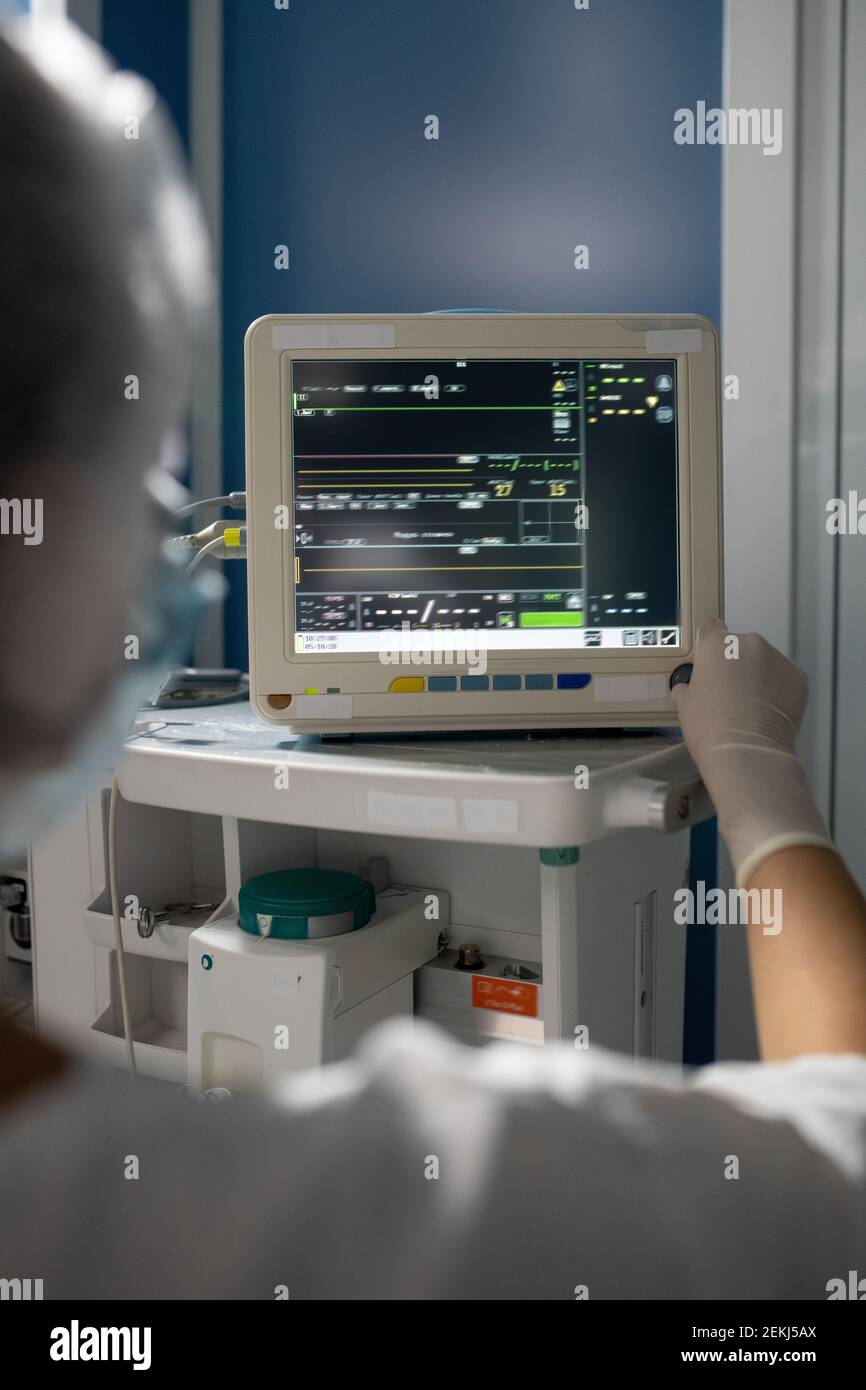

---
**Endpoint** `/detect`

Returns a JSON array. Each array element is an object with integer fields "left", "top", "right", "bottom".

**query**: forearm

[{"left": 746, "top": 845, "right": 866, "bottom": 1061}]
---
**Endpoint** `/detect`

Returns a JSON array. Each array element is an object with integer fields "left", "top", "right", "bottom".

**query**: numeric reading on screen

[{"left": 289, "top": 358, "right": 680, "bottom": 654}]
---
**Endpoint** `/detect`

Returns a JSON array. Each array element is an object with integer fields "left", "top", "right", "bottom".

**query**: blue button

[
  {"left": 556, "top": 673, "right": 592, "bottom": 690},
  {"left": 428, "top": 676, "right": 457, "bottom": 691},
  {"left": 460, "top": 675, "right": 489, "bottom": 691},
  {"left": 493, "top": 674, "right": 522, "bottom": 691},
  {"left": 525, "top": 674, "right": 554, "bottom": 690}
]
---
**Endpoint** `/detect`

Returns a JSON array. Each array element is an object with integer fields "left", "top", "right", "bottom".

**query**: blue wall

[
  {"left": 222, "top": 0, "right": 724, "bottom": 668},
  {"left": 102, "top": 0, "right": 189, "bottom": 149}
]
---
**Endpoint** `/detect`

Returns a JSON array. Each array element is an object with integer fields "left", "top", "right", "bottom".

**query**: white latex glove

[{"left": 672, "top": 620, "right": 836, "bottom": 887}]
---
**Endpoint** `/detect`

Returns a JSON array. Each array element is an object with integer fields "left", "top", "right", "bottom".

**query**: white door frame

[{"left": 719, "top": 0, "right": 861, "bottom": 1056}]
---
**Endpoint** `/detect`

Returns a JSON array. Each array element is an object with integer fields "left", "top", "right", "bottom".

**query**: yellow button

[{"left": 388, "top": 677, "right": 425, "bottom": 693}]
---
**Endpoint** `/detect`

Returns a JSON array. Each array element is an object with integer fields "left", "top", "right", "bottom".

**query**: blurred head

[{"left": 0, "top": 18, "right": 211, "bottom": 795}]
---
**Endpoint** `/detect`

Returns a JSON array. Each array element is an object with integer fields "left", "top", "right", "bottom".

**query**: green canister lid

[{"left": 237, "top": 867, "right": 375, "bottom": 940}]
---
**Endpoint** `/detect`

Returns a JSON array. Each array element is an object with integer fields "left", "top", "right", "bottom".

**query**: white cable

[
  {"left": 184, "top": 534, "right": 226, "bottom": 574},
  {"left": 109, "top": 778, "right": 137, "bottom": 1076},
  {"left": 173, "top": 491, "right": 246, "bottom": 520},
  {"left": 170, "top": 519, "right": 232, "bottom": 552}
]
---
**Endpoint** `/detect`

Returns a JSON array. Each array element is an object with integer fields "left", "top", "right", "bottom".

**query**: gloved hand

[{"left": 672, "top": 620, "right": 836, "bottom": 886}]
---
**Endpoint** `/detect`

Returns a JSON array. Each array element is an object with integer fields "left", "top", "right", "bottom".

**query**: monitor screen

[{"left": 289, "top": 357, "right": 680, "bottom": 656}]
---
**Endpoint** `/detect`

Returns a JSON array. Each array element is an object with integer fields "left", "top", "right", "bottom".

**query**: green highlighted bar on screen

[{"left": 519, "top": 612, "right": 584, "bottom": 628}]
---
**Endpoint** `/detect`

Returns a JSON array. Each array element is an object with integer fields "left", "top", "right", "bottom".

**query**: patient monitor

[{"left": 245, "top": 314, "right": 722, "bottom": 734}]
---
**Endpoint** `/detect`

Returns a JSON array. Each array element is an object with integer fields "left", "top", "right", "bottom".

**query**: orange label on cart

[{"left": 472, "top": 975, "right": 538, "bottom": 1017}]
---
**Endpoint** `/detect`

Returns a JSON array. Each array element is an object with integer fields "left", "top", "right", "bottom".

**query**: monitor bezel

[{"left": 245, "top": 315, "right": 722, "bottom": 724}]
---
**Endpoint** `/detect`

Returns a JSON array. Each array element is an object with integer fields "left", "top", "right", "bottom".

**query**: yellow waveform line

[{"left": 305, "top": 564, "right": 584, "bottom": 573}]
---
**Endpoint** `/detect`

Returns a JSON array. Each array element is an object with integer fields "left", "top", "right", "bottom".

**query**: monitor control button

[
  {"left": 669, "top": 663, "right": 693, "bottom": 690},
  {"left": 388, "top": 677, "right": 425, "bottom": 693}
]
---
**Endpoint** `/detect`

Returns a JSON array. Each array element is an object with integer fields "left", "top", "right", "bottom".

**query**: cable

[
  {"left": 167, "top": 519, "right": 227, "bottom": 551},
  {"left": 109, "top": 779, "right": 137, "bottom": 1076},
  {"left": 185, "top": 535, "right": 228, "bottom": 573},
  {"left": 184, "top": 530, "right": 246, "bottom": 573},
  {"left": 173, "top": 491, "right": 246, "bottom": 520}
]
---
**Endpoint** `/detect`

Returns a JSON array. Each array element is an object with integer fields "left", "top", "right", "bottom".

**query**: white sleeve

[
  {"left": 693, "top": 1052, "right": 866, "bottom": 1182},
  {"left": 1, "top": 1020, "right": 864, "bottom": 1300}
]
